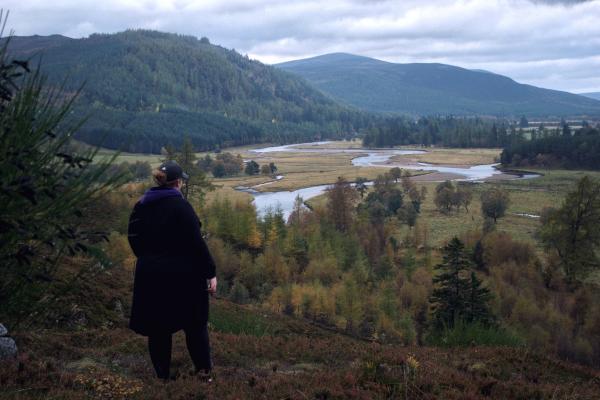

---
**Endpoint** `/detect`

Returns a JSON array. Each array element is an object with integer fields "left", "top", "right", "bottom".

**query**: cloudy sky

[{"left": 3, "top": 0, "right": 600, "bottom": 93}]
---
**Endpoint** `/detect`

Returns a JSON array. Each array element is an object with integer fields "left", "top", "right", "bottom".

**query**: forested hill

[
  {"left": 5, "top": 31, "right": 365, "bottom": 153},
  {"left": 277, "top": 53, "right": 600, "bottom": 118}
]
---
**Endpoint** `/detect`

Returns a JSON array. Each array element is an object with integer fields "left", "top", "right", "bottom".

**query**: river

[{"left": 243, "top": 141, "right": 539, "bottom": 219}]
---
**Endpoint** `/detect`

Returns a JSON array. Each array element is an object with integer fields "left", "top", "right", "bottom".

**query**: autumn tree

[
  {"left": 480, "top": 186, "right": 510, "bottom": 223},
  {"left": 390, "top": 167, "right": 402, "bottom": 183},
  {"left": 398, "top": 203, "right": 418, "bottom": 229},
  {"left": 454, "top": 183, "right": 473, "bottom": 212},
  {"left": 327, "top": 177, "right": 359, "bottom": 232},
  {"left": 211, "top": 152, "right": 243, "bottom": 177},
  {"left": 260, "top": 164, "right": 271, "bottom": 175},
  {"left": 539, "top": 176, "right": 600, "bottom": 281},
  {"left": 337, "top": 275, "right": 364, "bottom": 334},
  {"left": 434, "top": 180, "right": 455, "bottom": 213},
  {"left": 401, "top": 170, "right": 414, "bottom": 193},
  {"left": 401, "top": 172, "right": 426, "bottom": 213}
]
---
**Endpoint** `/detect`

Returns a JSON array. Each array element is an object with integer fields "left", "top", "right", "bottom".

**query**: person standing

[{"left": 128, "top": 160, "right": 217, "bottom": 381}]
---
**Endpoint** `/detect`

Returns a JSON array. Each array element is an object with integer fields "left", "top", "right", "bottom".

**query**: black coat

[{"left": 127, "top": 187, "right": 216, "bottom": 336}]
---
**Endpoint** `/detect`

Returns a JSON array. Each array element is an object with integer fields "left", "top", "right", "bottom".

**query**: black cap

[{"left": 159, "top": 160, "right": 189, "bottom": 182}]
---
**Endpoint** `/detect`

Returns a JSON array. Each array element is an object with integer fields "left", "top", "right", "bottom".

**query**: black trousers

[{"left": 148, "top": 323, "right": 211, "bottom": 379}]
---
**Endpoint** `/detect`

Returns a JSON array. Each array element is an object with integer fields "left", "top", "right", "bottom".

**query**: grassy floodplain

[{"left": 100, "top": 140, "right": 599, "bottom": 258}]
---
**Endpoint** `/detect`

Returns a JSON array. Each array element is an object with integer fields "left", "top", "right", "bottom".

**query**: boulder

[
  {"left": 0, "top": 337, "right": 17, "bottom": 359},
  {"left": 0, "top": 323, "right": 7, "bottom": 337}
]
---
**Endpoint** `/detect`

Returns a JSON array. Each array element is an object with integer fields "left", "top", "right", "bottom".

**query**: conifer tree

[
  {"left": 326, "top": 177, "right": 358, "bottom": 232},
  {"left": 0, "top": 31, "right": 121, "bottom": 325},
  {"left": 429, "top": 237, "right": 494, "bottom": 328},
  {"left": 176, "top": 136, "right": 213, "bottom": 202},
  {"left": 245, "top": 160, "right": 260, "bottom": 175},
  {"left": 465, "top": 272, "right": 495, "bottom": 326},
  {"left": 430, "top": 238, "right": 471, "bottom": 328}
]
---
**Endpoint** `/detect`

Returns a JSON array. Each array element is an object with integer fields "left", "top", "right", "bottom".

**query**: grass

[
  {"left": 209, "top": 301, "right": 275, "bottom": 336},
  {"left": 204, "top": 186, "right": 253, "bottom": 207},
  {"left": 413, "top": 180, "right": 551, "bottom": 247},
  {"left": 426, "top": 321, "right": 525, "bottom": 348},
  {"left": 95, "top": 149, "right": 163, "bottom": 166},
  {"left": 403, "top": 148, "right": 502, "bottom": 166}
]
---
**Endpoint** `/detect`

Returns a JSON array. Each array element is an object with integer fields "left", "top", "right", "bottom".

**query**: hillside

[
  {"left": 581, "top": 92, "right": 600, "bottom": 101},
  {"left": 277, "top": 53, "right": 600, "bottom": 118},
  {"left": 5, "top": 32, "right": 365, "bottom": 153},
  {"left": 2, "top": 299, "right": 599, "bottom": 399}
]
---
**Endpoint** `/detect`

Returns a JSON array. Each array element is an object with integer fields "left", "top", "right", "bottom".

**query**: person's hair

[{"left": 152, "top": 168, "right": 179, "bottom": 187}]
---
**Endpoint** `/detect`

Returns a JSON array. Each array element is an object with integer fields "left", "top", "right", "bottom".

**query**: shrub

[
  {"left": 229, "top": 280, "right": 251, "bottom": 304},
  {"left": 482, "top": 232, "right": 536, "bottom": 268}
]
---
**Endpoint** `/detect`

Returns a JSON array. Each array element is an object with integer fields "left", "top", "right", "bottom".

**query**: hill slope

[
  {"left": 5, "top": 32, "right": 364, "bottom": 152},
  {"left": 581, "top": 92, "right": 600, "bottom": 101},
  {"left": 277, "top": 53, "right": 600, "bottom": 118},
  {"left": 1, "top": 299, "right": 599, "bottom": 399}
]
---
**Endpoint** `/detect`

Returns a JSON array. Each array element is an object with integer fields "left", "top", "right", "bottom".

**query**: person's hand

[{"left": 207, "top": 277, "right": 217, "bottom": 296}]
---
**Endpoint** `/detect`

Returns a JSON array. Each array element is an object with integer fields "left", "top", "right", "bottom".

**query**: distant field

[
  {"left": 308, "top": 166, "right": 600, "bottom": 248},
  {"left": 307, "top": 178, "right": 549, "bottom": 248},
  {"left": 404, "top": 148, "right": 501, "bottom": 166},
  {"left": 95, "top": 149, "right": 163, "bottom": 166}
]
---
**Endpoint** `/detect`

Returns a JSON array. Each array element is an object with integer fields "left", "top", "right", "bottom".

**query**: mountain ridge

[
  {"left": 277, "top": 53, "right": 600, "bottom": 117},
  {"left": 4, "top": 31, "right": 365, "bottom": 153}
]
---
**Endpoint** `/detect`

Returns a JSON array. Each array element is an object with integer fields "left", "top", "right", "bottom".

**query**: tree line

[
  {"left": 362, "top": 116, "right": 523, "bottom": 148},
  {"left": 501, "top": 124, "right": 600, "bottom": 170}
]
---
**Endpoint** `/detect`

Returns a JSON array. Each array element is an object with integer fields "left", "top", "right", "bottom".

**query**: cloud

[
  {"left": 3, "top": 0, "right": 600, "bottom": 92},
  {"left": 531, "top": 0, "right": 592, "bottom": 4}
]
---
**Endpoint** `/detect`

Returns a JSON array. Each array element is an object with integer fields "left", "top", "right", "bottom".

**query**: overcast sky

[{"left": 3, "top": 0, "right": 600, "bottom": 93}]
